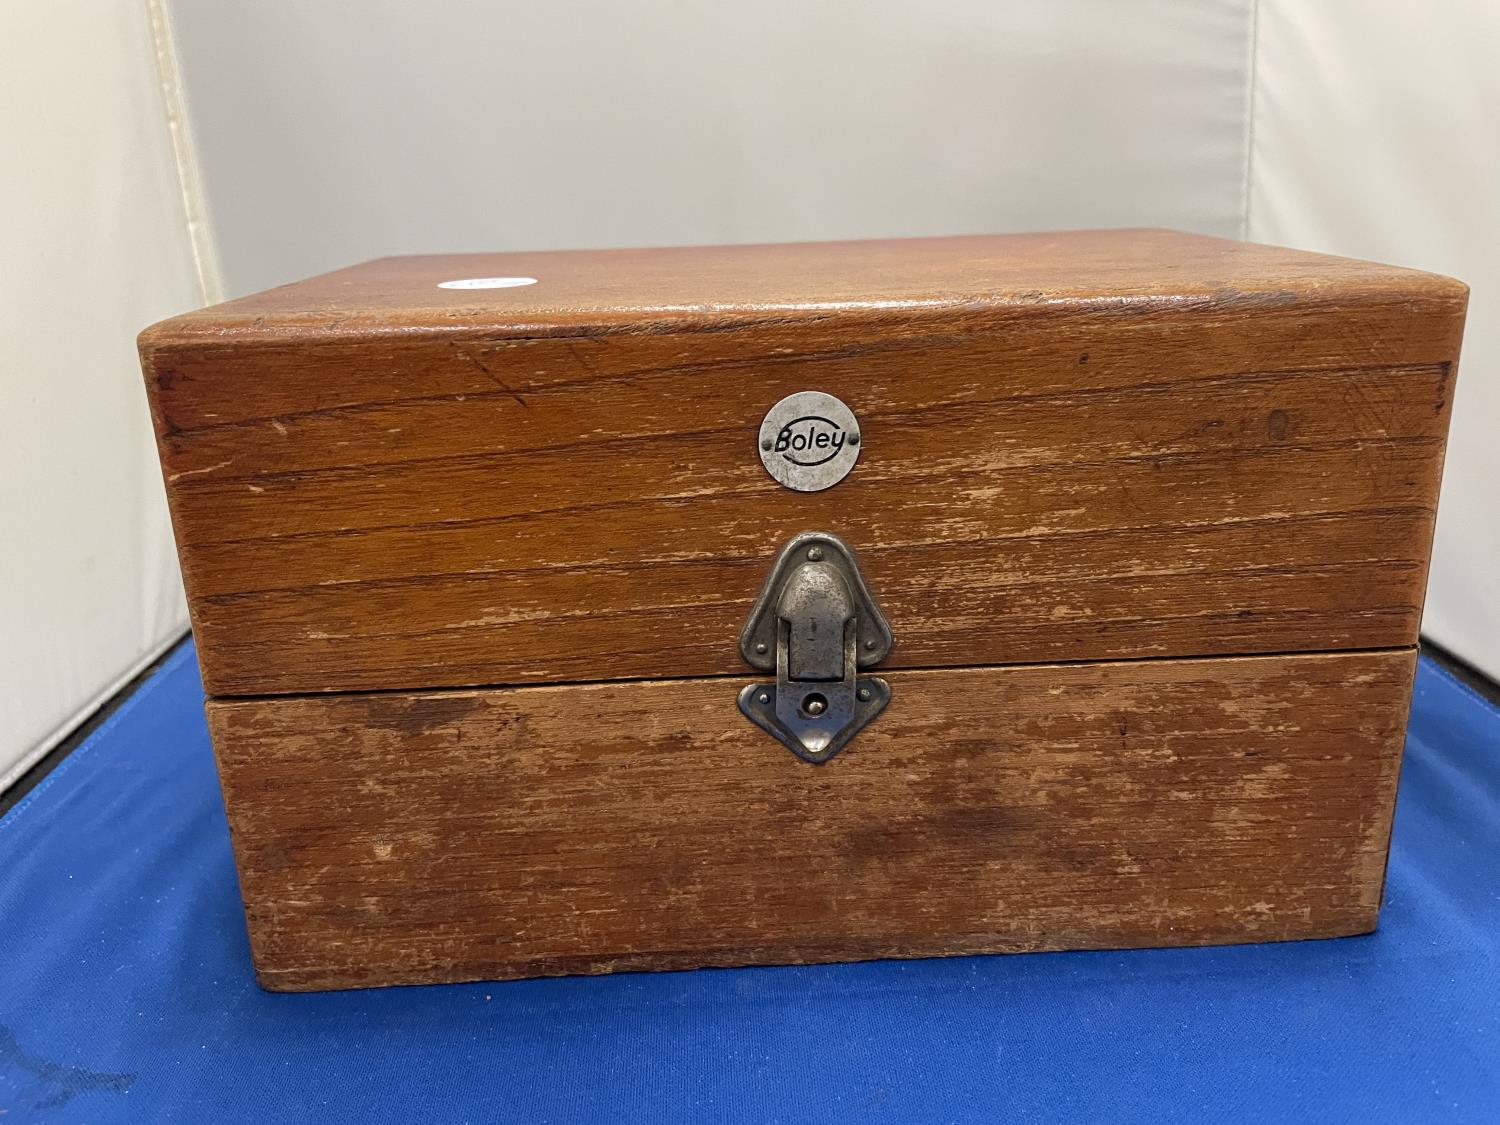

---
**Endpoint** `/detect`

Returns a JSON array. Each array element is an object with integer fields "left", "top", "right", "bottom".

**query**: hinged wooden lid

[{"left": 139, "top": 230, "right": 1466, "bottom": 696}]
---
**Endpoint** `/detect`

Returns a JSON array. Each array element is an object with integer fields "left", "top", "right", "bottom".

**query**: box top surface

[{"left": 142, "top": 228, "right": 1464, "bottom": 346}]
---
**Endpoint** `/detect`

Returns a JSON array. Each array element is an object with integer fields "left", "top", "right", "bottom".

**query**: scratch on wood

[
  {"left": 168, "top": 458, "right": 233, "bottom": 481},
  {"left": 448, "top": 340, "right": 529, "bottom": 411}
]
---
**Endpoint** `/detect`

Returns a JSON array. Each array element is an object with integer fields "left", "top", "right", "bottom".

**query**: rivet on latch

[{"left": 736, "top": 531, "right": 893, "bottom": 765}]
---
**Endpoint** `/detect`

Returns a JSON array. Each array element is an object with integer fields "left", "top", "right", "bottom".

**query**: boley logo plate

[{"left": 757, "top": 391, "right": 861, "bottom": 492}]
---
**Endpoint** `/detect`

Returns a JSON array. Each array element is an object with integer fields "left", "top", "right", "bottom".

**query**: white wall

[
  {"left": 168, "top": 0, "right": 1255, "bottom": 297},
  {"left": 0, "top": 0, "right": 212, "bottom": 788},
  {"left": 1248, "top": 0, "right": 1500, "bottom": 679}
]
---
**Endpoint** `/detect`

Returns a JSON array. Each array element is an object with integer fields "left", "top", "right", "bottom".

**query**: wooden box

[{"left": 139, "top": 229, "right": 1467, "bottom": 991}]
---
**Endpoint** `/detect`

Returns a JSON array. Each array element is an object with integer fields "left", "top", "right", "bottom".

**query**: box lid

[{"left": 140, "top": 230, "right": 1466, "bottom": 696}]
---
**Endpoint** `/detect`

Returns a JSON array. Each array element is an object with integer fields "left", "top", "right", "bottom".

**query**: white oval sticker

[
  {"left": 437, "top": 277, "right": 538, "bottom": 290},
  {"left": 757, "top": 392, "right": 861, "bottom": 492}
]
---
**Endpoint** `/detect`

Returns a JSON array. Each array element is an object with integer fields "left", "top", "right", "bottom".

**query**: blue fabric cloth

[{"left": 2, "top": 641, "right": 1497, "bottom": 1124}]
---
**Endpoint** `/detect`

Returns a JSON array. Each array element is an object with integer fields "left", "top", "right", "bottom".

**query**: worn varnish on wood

[
  {"left": 140, "top": 229, "right": 1466, "bottom": 990},
  {"left": 141, "top": 229, "right": 1464, "bottom": 696},
  {"left": 213, "top": 652, "right": 1412, "bottom": 991}
]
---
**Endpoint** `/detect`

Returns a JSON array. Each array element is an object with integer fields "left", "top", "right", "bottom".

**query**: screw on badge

[{"left": 756, "top": 391, "right": 861, "bottom": 492}]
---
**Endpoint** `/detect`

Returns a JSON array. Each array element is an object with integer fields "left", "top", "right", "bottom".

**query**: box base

[{"left": 209, "top": 650, "right": 1413, "bottom": 991}]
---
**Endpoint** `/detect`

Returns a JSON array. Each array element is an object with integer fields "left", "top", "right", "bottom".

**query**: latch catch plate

[{"left": 737, "top": 532, "right": 892, "bottom": 764}]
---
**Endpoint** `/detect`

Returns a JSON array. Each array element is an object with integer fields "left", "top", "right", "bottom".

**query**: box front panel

[
  {"left": 150, "top": 292, "right": 1460, "bottom": 695},
  {"left": 209, "top": 649, "right": 1414, "bottom": 991}
]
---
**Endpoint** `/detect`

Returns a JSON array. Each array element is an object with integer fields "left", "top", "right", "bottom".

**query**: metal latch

[{"left": 737, "top": 532, "right": 893, "bottom": 764}]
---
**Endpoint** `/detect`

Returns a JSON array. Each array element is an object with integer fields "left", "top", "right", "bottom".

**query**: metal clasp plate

[{"left": 737, "top": 532, "right": 893, "bottom": 764}]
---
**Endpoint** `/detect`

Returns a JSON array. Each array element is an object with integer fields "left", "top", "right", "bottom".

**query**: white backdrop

[
  {"left": 1247, "top": 0, "right": 1500, "bottom": 687},
  {"left": 0, "top": 0, "right": 208, "bottom": 791},
  {"left": 167, "top": 0, "right": 1255, "bottom": 296},
  {"left": 3, "top": 0, "right": 1495, "bottom": 789}
]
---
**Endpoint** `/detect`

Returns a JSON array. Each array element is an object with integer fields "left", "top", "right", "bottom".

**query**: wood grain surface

[
  {"left": 141, "top": 230, "right": 1465, "bottom": 696},
  {"left": 209, "top": 649, "right": 1415, "bottom": 991}
]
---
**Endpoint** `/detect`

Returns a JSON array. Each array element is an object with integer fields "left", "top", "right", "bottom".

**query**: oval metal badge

[{"left": 757, "top": 391, "right": 861, "bottom": 492}]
